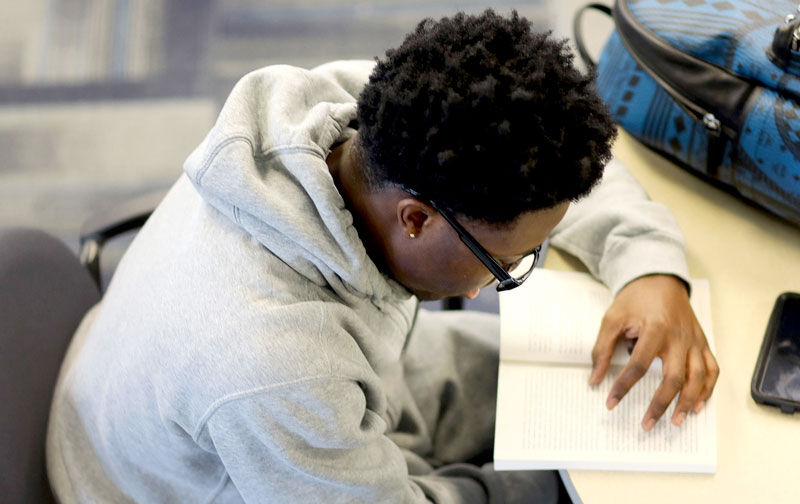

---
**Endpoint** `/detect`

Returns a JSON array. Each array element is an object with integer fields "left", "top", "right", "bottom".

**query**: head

[{"left": 351, "top": 10, "right": 616, "bottom": 300}]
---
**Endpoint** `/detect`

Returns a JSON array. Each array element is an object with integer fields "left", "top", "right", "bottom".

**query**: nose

[{"left": 465, "top": 288, "right": 481, "bottom": 300}]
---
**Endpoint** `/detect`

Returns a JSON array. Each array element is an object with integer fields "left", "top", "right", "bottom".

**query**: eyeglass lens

[{"left": 507, "top": 250, "right": 538, "bottom": 280}]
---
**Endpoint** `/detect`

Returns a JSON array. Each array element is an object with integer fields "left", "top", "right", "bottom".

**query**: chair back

[{"left": 0, "top": 228, "right": 100, "bottom": 504}]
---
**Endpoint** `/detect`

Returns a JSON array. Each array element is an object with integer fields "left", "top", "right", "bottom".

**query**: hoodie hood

[{"left": 183, "top": 63, "right": 411, "bottom": 308}]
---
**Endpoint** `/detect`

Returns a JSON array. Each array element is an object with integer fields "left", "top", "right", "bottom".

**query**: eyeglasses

[{"left": 402, "top": 187, "right": 541, "bottom": 292}]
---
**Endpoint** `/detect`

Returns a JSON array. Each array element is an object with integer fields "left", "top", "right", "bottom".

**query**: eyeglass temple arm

[
  {"left": 460, "top": 234, "right": 511, "bottom": 282},
  {"left": 402, "top": 186, "right": 513, "bottom": 281}
]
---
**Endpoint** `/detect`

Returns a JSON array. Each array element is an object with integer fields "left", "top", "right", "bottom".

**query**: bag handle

[{"left": 573, "top": 3, "right": 613, "bottom": 71}]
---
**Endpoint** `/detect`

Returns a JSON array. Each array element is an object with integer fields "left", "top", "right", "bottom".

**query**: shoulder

[
  {"left": 310, "top": 60, "right": 376, "bottom": 98},
  {"left": 231, "top": 61, "right": 373, "bottom": 104}
]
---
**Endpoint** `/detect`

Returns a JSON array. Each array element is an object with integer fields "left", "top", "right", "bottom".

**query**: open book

[{"left": 494, "top": 269, "right": 716, "bottom": 473}]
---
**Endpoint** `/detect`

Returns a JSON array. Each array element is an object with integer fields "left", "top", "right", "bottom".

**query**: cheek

[
  {"left": 434, "top": 253, "right": 493, "bottom": 293},
  {"left": 406, "top": 232, "right": 494, "bottom": 298}
]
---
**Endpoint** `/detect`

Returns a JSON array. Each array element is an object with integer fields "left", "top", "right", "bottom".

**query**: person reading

[{"left": 47, "top": 10, "right": 718, "bottom": 503}]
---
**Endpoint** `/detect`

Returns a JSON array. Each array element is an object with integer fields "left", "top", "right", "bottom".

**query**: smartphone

[{"left": 751, "top": 292, "right": 800, "bottom": 414}]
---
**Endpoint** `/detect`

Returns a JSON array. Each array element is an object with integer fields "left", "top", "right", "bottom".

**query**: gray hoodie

[{"left": 47, "top": 61, "right": 689, "bottom": 503}]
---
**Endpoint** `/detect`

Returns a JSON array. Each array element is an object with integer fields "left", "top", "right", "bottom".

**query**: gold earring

[{"left": 409, "top": 233, "right": 416, "bottom": 239}]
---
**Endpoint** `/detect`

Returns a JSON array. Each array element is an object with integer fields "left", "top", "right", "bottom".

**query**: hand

[{"left": 588, "top": 274, "right": 719, "bottom": 431}]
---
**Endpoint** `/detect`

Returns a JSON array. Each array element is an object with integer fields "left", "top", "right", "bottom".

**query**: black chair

[
  {"left": 0, "top": 188, "right": 166, "bottom": 502},
  {"left": 0, "top": 228, "right": 100, "bottom": 503}
]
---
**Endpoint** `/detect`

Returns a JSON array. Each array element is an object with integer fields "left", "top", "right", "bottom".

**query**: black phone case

[{"left": 751, "top": 292, "right": 800, "bottom": 414}]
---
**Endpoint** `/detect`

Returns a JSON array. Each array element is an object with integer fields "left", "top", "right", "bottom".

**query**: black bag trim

[
  {"left": 612, "top": 0, "right": 757, "bottom": 139},
  {"left": 573, "top": 3, "right": 613, "bottom": 71}
]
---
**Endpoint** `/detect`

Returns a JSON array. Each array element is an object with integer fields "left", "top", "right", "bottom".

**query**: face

[{"left": 387, "top": 201, "right": 570, "bottom": 300}]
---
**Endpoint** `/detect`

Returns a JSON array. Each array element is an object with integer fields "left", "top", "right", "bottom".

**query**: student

[{"left": 47, "top": 10, "right": 718, "bottom": 503}]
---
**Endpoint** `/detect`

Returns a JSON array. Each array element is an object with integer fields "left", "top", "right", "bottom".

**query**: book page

[
  {"left": 494, "top": 363, "right": 716, "bottom": 472},
  {"left": 499, "top": 269, "right": 616, "bottom": 364},
  {"left": 494, "top": 270, "right": 716, "bottom": 473},
  {"left": 499, "top": 269, "right": 713, "bottom": 368}
]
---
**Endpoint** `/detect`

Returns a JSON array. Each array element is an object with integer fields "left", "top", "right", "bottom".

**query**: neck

[{"left": 327, "top": 136, "right": 393, "bottom": 273}]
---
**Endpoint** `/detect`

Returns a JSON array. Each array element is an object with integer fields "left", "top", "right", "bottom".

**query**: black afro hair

[{"left": 356, "top": 9, "right": 617, "bottom": 223}]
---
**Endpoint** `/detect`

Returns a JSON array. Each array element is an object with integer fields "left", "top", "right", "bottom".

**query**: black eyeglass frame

[{"left": 402, "top": 187, "right": 541, "bottom": 292}]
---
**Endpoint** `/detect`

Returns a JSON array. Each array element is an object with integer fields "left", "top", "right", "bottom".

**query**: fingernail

[
  {"left": 642, "top": 418, "right": 656, "bottom": 431},
  {"left": 673, "top": 411, "right": 687, "bottom": 426},
  {"left": 606, "top": 396, "right": 619, "bottom": 410},
  {"left": 694, "top": 400, "right": 705, "bottom": 413},
  {"left": 589, "top": 370, "right": 599, "bottom": 385}
]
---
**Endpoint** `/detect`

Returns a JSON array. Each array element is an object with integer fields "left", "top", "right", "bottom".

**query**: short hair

[{"left": 356, "top": 9, "right": 616, "bottom": 224}]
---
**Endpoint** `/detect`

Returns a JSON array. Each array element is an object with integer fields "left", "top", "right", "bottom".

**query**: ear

[{"left": 397, "top": 198, "right": 434, "bottom": 239}]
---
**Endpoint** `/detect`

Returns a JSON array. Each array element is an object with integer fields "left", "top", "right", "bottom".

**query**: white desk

[{"left": 545, "top": 131, "right": 800, "bottom": 504}]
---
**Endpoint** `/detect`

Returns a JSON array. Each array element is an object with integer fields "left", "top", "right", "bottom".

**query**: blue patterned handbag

[{"left": 575, "top": 0, "right": 800, "bottom": 225}]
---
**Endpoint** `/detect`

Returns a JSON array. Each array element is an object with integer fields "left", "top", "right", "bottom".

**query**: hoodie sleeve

[
  {"left": 202, "top": 378, "right": 500, "bottom": 503},
  {"left": 549, "top": 156, "right": 690, "bottom": 296}
]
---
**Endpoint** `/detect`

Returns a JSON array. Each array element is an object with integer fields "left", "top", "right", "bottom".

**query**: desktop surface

[{"left": 548, "top": 131, "right": 800, "bottom": 504}]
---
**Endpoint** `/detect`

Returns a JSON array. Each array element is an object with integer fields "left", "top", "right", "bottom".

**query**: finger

[
  {"left": 606, "top": 332, "right": 660, "bottom": 410},
  {"left": 590, "top": 314, "right": 624, "bottom": 386},
  {"left": 671, "top": 347, "right": 705, "bottom": 426},
  {"left": 693, "top": 347, "right": 720, "bottom": 413},
  {"left": 641, "top": 346, "right": 687, "bottom": 431}
]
